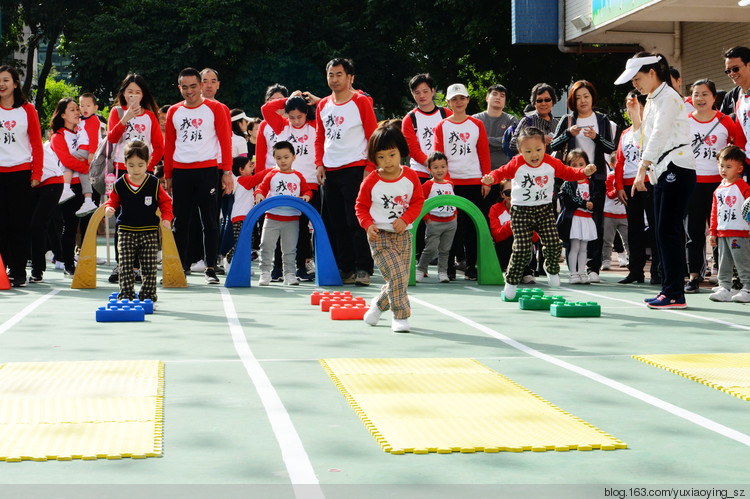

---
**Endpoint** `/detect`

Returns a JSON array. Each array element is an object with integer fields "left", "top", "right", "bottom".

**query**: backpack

[
  {"left": 502, "top": 115, "right": 530, "bottom": 159},
  {"left": 90, "top": 107, "right": 121, "bottom": 195},
  {"left": 408, "top": 107, "right": 448, "bottom": 134}
]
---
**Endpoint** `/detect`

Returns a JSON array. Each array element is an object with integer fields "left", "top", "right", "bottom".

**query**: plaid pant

[
  {"left": 225, "top": 220, "right": 244, "bottom": 263},
  {"left": 369, "top": 230, "right": 412, "bottom": 320},
  {"left": 117, "top": 229, "right": 159, "bottom": 301},
  {"left": 507, "top": 204, "right": 561, "bottom": 284}
]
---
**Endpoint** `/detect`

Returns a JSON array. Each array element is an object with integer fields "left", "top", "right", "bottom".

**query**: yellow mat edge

[
  {"left": 633, "top": 354, "right": 750, "bottom": 402},
  {"left": 320, "top": 358, "right": 627, "bottom": 455}
]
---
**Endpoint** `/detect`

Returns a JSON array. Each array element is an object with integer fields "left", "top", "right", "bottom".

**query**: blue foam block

[
  {"left": 96, "top": 305, "right": 145, "bottom": 322},
  {"left": 107, "top": 298, "right": 153, "bottom": 314}
]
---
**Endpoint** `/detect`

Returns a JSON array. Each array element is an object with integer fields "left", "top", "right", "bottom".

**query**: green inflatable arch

[{"left": 409, "top": 195, "right": 504, "bottom": 286}]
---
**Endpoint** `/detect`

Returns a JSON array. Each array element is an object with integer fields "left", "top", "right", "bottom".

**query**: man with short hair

[
  {"left": 720, "top": 47, "right": 750, "bottom": 163},
  {"left": 315, "top": 58, "right": 377, "bottom": 285},
  {"left": 472, "top": 84, "right": 517, "bottom": 170},
  {"left": 164, "top": 67, "right": 233, "bottom": 284}
]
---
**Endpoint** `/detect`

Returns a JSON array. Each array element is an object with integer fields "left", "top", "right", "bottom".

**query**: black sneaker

[
  {"left": 684, "top": 278, "right": 700, "bottom": 294},
  {"left": 205, "top": 268, "right": 220, "bottom": 284},
  {"left": 354, "top": 270, "right": 370, "bottom": 286},
  {"left": 11, "top": 276, "right": 27, "bottom": 287},
  {"left": 271, "top": 266, "right": 283, "bottom": 282},
  {"left": 64, "top": 267, "right": 75, "bottom": 278},
  {"left": 296, "top": 268, "right": 315, "bottom": 282},
  {"left": 108, "top": 265, "right": 119, "bottom": 283},
  {"left": 464, "top": 267, "right": 478, "bottom": 281},
  {"left": 650, "top": 274, "right": 661, "bottom": 285},
  {"left": 29, "top": 273, "right": 43, "bottom": 283}
]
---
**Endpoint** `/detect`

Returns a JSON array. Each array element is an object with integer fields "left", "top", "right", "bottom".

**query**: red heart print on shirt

[
  {"left": 459, "top": 132, "right": 470, "bottom": 143},
  {"left": 287, "top": 182, "right": 297, "bottom": 193},
  {"left": 335, "top": 116, "right": 344, "bottom": 126},
  {"left": 534, "top": 175, "right": 548, "bottom": 188},
  {"left": 299, "top": 135, "right": 308, "bottom": 143},
  {"left": 704, "top": 135, "right": 717, "bottom": 146},
  {"left": 726, "top": 195, "right": 737, "bottom": 207},
  {"left": 134, "top": 124, "right": 146, "bottom": 134},
  {"left": 191, "top": 118, "right": 203, "bottom": 128},
  {"left": 5, "top": 120, "right": 16, "bottom": 130}
]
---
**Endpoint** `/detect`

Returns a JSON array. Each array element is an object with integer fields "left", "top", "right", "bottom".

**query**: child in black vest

[{"left": 105, "top": 140, "right": 173, "bottom": 301}]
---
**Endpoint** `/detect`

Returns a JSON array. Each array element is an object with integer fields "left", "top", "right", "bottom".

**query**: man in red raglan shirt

[
  {"left": 315, "top": 58, "right": 377, "bottom": 285},
  {"left": 164, "top": 67, "right": 232, "bottom": 284}
]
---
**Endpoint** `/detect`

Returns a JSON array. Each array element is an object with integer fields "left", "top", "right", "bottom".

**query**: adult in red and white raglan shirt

[
  {"left": 164, "top": 67, "right": 232, "bottom": 284},
  {"left": 256, "top": 84, "right": 289, "bottom": 174},
  {"left": 433, "top": 83, "right": 491, "bottom": 280},
  {"left": 0, "top": 65, "right": 43, "bottom": 287},
  {"left": 314, "top": 58, "right": 377, "bottom": 285}
]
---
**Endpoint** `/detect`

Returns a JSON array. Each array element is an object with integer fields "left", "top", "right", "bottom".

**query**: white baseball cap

[
  {"left": 446, "top": 83, "right": 469, "bottom": 100},
  {"left": 614, "top": 55, "right": 662, "bottom": 85}
]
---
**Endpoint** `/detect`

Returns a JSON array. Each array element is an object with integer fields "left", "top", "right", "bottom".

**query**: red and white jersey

[
  {"left": 572, "top": 180, "right": 593, "bottom": 218},
  {"left": 402, "top": 106, "right": 452, "bottom": 177},
  {"left": 38, "top": 141, "right": 64, "bottom": 186},
  {"left": 604, "top": 173, "right": 626, "bottom": 218},
  {"left": 50, "top": 128, "right": 88, "bottom": 183},
  {"left": 256, "top": 169, "right": 311, "bottom": 221},
  {"left": 489, "top": 202, "right": 512, "bottom": 243},
  {"left": 255, "top": 120, "right": 283, "bottom": 173},
  {"left": 80, "top": 115, "right": 100, "bottom": 153},
  {"left": 231, "top": 171, "right": 266, "bottom": 223},
  {"left": 355, "top": 167, "right": 425, "bottom": 232},
  {"left": 261, "top": 98, "right": 318, "bottom": 186},
  {"left": 711, "top": 178, "right": 750, "bottom": 237},
  {"left": 689, "top": 111, "right": 736, "bottom": 182},
  {"left": 315, "top": 93, "right": 377, "bottom": 169},
  {"left": 163, "top": 99, "right": 231, "bottom": 177},
  {"left": 735, "top": 93, "right": 750, "bottom": 160},
  {"left": 489, "top": 154, "right": 588, "bottom": 207},
  {"left": 433, "top": 116, "right": 490, "bottom": 184},
  {"left": 614, "top": 127, "right": 643, "bottom": 190},
  {"left": 108, "top": 108, "right": 164, "bottom": 171},
  {"left": 74, "top": 121, "right": 90, "bottom": 158},
  {"left": 232, "top": 133, "right": 248, "bottom": 158},
  {"left": 422, "top": 179, "right": 456, "bottom": 221},
  {"left": 0, "top": 102, "right": 44, "bottom": 180}
]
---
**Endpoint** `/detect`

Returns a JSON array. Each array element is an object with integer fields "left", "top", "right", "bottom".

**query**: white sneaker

[
  {"left": 732, "top": 289, "right": 750, "bottom": 303},
  {"left": 58, "top": 187, "right": 75, "bottom": 205},
  {"left": 547, "top": 274, "right": 560, "bottom": 287},
  {"left": 363, "top": 301, "right": 382, "bottom": 326},
  {"left": 708, "top": 275, "right": 719, "bottom": 285},
  {"left": 579, "top": 272, "right": 590, "bottom": 284},
  {"left": 415, "top": 271, "right": 424, "bottom": 283},
  {"left": 618, "top": 255, "right": 629, "bottom": 267},
  {"left": 284, "top": 273, "right": 299, "bottom": 286},
  {"left": 601, "top": 260, "right": 611, "bottom": 271},
  {"left": 588, "top": 271, "right": 600, "bottom": 283},
  {"left": 258, "top": 271, "right": 271, "bottom": 286},
  {"left": 190, "top": 259, "right": 207, "bottom": 272},
  {"left": 75, "top": 198, "right": 98, "bottom": 217},
  {"left": 503, "top": 283, "right": 517, "bottom": 300},
  {"left": 709, "top": 287, "right": 734, "bottom": 302},
  {"left": 438, "top": 272, "right": 450, "bottom": 283},
  {"left": 391, "top": 318, "right": 410, "bottom": 333},
  {"left": 521, "top": 274, "right": 536, "bottom": 284},
  {"left": 569, "top": 273, "right": 581, "bottom": 284},
  {"left": 54, "top": 261, "right": 65, "bottom": 270}
]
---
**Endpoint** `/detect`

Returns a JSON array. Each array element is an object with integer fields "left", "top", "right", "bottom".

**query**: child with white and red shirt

[
  {"left": 434, "top": 83, "right": 491, "bottom": 280},
  {"left": 415, "top": 152, "right": 456, "bottom": 283},
  {"left": 57, "top": 99, "right": 93, "bottom": 211},
  {"left": 601, "top": 168, "right": 629, "bottom": 270},
  {"left": 709, "top": 146, "right": 750, "bottom": 302},
  {"left": 254, "top": 141, "right": 311, "bottom": 286},
  {"left": 356, "top": 122, "right": 425, "bottom": 332},
  {"left": 226, "top": 156, "right": 266, "bottom": 265},
  {"left": 489, "top": 180, "right": 538, "bottom": 283},
  {"left": 482, "top": 127, "right": 596, "bottom": 299}
]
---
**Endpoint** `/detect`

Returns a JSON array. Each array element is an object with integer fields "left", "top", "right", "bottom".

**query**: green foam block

[
  {"left": 519, "top": 295, "right": 566, "bottom": 310},
  {"left": 501, "top": 288, "right": 545, "bottom": 303},
  {"left": 550, "top": 301, "right": 601, "bottom": 317}
]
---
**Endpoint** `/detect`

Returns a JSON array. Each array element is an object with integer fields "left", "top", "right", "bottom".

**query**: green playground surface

[{"left": 1, "top": 249, "right": 750, "bottom": 499}]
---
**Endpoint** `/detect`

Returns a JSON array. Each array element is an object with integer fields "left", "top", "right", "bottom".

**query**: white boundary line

[
  {"left": 0, "top": 289, "right": 61, "bottom": 336},
  {"left": 411, "top": 295, "right": 750, "bottom": 447},
  {"left": 220, "top": 288, "right": 324, "bottom": 499}
]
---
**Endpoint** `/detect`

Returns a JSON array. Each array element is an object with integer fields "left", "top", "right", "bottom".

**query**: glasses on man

[
  {"left": 536, "top": 98, "right": 553, "bottom": 103},
  {"left": 725, "top": 66, "right": 742, "bottom": 75}
]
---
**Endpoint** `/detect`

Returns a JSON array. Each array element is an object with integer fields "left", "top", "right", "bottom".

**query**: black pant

[
  {"left": 172, "top": 167, "right": 219, "bottom": 272},
  {"left": 322, "top": 166, "right": 372, "bottom": 273},
  {"left": 296, "top": 189, "right": 321, "bottom": 267},
  {"left": 586, "top": 178, "right": 606, "bottom": 273},
  {"left": 30, "top": 183, "right": 64, "bottom": 275},
  {"left": 450, "top": 184, "right": 491, "bottom": 274},
  {"left": 685, "top": 181, "right": 718, "bottom": 278},
  {"left": 0, "top": 170, "right": 32, "bottom": 281},
  {"left": 60, "top": 183, "right": 92, "bottom": 270},
  {"left": 625, "top": 183, "right": 659, "bottom": 279}
]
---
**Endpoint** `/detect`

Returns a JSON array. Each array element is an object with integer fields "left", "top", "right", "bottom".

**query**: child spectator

[
  {"left": 557, "top": 149, "right": 599, "bottom": 284},
  {"left": 489, "top": 180, "right": 537, "bottom": 283},
  {"left": 415, "top": 151, "right": 456, "bottom": 283},
  {"left": 356, "top": 121, "right": 425, "bottom": 332},
  {"left": 57, "top": 99, "right": 96, "bottom": 216},
  {"left": 225, "top": 156, "right": 265, "bottom": 266},
  {"left": 230, "top": 108, "right": 250, "bottom": 158},
  {"left": 254, "top": 141, "right": 311, "bottom": 286},
  {"left": 104, "top": 141, "right": 173, "bottom": 302},
  {"left": 74, "top": 92, "right": 100, "bottom": 217},
  {"left": 481, "top": 127, "right": 596, "bottom": 299},
  {"left": 709, "top": 146, "right": 750, "bottom": 302},
  {"left": 601, "top": 165, "right": 629, "bottom": 271}
]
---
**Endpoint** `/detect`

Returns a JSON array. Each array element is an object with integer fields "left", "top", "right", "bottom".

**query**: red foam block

[
  {"left": 311, "top": 290, "right": 352, "bottom": 305},
  {"left": 330, "top": 304, "right": 368, "bottom": 320},
  {"left": 320, "top": 296, "right": 366, "bottom": 312}
]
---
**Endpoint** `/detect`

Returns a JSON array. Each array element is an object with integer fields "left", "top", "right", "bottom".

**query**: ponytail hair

[{"left": 633, "top": 52, "right": 673, "bottom": 89}]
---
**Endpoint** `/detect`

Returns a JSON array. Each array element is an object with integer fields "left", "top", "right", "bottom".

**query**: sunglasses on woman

[{"left": 503, "top": 189, "right": 512, "bottom": 197}]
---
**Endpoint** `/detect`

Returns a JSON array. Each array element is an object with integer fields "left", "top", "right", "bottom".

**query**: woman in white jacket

[{"left": 615, "top": 52, "right": 696, "bottom": 309}]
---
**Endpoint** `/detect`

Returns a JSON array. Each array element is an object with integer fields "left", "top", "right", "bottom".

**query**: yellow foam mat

[
  {"left": 320, "top": 358, "right": 626, "bottom": 454},
  {"left": 0, "top": 360, "right": 163, "bottom": 461},
  {"left": 633, "top": 353, "right": 750, "bottom": 401}
]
